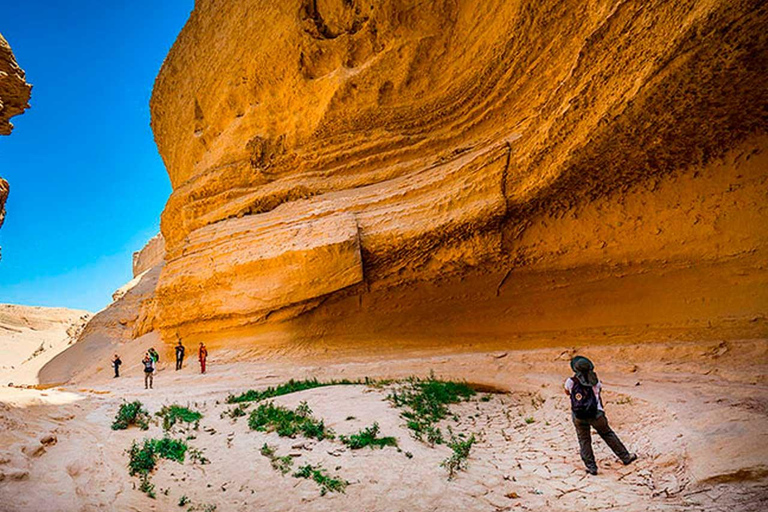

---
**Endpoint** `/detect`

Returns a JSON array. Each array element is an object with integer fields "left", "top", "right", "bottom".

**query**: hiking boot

[
  {"left": 623, "top": 453, "right": 637, "bottom": 465},
  {"left": 586, "top": 466, "right": 598, "bottom": 475}
]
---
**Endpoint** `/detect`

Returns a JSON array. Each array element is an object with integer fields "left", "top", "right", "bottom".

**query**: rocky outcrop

[
  {"left": 0, "top": 33, "right": 30, "bottom": 137},
  {"left": 131, "top": 233, "right": 165, "bottom": 277},
  {"left": 148, "top": 0, "right": 767, "bottom": 349},
  {"left": 0, "top": 33, "right": 32, "bottom": 260}
]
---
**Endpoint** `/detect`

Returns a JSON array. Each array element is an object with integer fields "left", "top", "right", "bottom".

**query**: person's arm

[{"left": 564, "top": 377, "right": 573, "bottom": 396}]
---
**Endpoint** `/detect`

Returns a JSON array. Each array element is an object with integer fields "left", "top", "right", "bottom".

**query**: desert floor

[{"left": 1, "top": 338, "right": 767, "bottom": 512}]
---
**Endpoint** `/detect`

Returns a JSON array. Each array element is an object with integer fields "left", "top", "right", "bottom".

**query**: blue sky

[{"left": 0, "top": 1, "right": 193, "bottom": 312}]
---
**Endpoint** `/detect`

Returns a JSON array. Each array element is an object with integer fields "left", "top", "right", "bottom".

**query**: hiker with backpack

[
  {"left": 142, "top": 352, "right": 155, "bottom": 389},
  {"left": 148, "top": 347, "right": 159, "bottom": 366},
  {"left": 565, "top": 356, "right": 637, "bottom": 475}
]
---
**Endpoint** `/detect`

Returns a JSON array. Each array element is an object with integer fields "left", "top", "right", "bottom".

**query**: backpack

[{"left": 570, "top": 377, "right": 598, "bottom": 419}]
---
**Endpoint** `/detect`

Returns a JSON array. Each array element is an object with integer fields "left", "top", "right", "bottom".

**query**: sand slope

[{"left": 0, "top": 305, "right": 90, "bottom": 386}]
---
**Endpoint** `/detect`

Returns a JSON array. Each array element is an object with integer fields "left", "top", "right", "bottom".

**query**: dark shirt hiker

[
  {"left": 564, "top": 356, "right": 637, "bottom": 475},
  {"left": 175, "top": 341, "right": 185, "bottom": 371},
  {"left": 112, "top": 354, "right": 122, "bottom": 378}
]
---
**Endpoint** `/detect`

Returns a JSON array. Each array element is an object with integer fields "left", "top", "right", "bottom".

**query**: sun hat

[{"left": 570, "top": 356, "right": 598, "bottom": 386}]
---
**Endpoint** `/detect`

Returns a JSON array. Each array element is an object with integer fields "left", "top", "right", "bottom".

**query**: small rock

[
  {"left": 506, "top": 492, "right": 520, "bottom": 499},
  {"left": 22, "top": 444, "right": 46, "bottom": 458},
  {"left": 40, "top": 434, "right": 57, "bottom": 446}
]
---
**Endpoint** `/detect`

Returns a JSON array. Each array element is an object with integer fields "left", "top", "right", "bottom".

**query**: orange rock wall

[{"left": 148, "top": 0, "right": 768, "bottom": 349}]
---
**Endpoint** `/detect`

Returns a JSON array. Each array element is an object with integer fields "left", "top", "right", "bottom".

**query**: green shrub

[
  {"left": 112, "top": 401, "right": 150, "bottom": 430},
  {"left": 339, "top": 423, "right": 397, "bottom": 450},
  {"left": 226, "top": 378, "right": 362, "bottom": 404},
  {"left": 293, "top": 464, "right": 348, "bottom": 495},
  {"left": 179, "top": 495, "right": 190, "bottom": 506},
  {"left": 248, "top": 401, "right": 333, "bottom": 440},
  {"left": 440, "top": 434, "right": 476, "bottom": 479},
  {"left": 388, "top": 375, "right": 475, "bottom": 441},
  {"left": 156, "top": 405, "right": 202, "bottom": 432},
  {"left": 127, "top": 437, "right": 189, "bottom": 497}
]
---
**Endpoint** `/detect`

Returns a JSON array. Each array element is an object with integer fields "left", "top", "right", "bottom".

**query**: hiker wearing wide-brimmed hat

[{"left": 565, "top": 356, "right": 637, "bottom": 475}]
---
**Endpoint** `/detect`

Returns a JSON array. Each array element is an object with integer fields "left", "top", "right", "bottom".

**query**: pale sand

[{"left": 0, "top": 338, "right": 766, "bottom": 511}]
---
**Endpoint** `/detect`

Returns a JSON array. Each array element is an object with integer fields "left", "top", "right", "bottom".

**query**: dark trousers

[
  {"left": 114, "top": 366, "right": 119, "bottom": 378},
  {"left": 176, "top": 357, "right": 183, "bottom": 370},
  {"left": 572, "top": 411, "right": 631, "bottom": 469},
  {"left": 144, "top": 371, "right": 153, "bottom": 389}
]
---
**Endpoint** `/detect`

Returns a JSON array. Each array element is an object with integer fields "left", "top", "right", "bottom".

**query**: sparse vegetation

[
  {"left": 188, "top": 446, "right": 210, "bottom": 465},
  {"left": 156, "top": 405, "right": 203, "bottom": 432},
  {"left": 179, "top": 495, "right": 190, "bottom": 506},
  {"left": 127, "top": 437, "right": 188, "bottom": 497},
  {"left": 339, "top": 422, "right": 398, "bottom": 450},
  {"left": 524, "top": 416, "right": 535, "bottom": 424},
  {"left": 293, "top": 464, "right": 348, "bottom": 495},
  {"left": 227, "top": 378, "right": 362, "bottom": 404},
  {"left": 112, "top": 400, "right": 151, "bottom": 431},
  {"left": 441, "top": 434, "right": 476, "bottom": 479},
  {"left": 387, "top": 375, "right": 475, "bottom": 443},
  {"left": 221, "top": 403, "right": 249, "bottom": 420},
  {"left": 248, "top": 401, "right": 334, "bottom": 440},
  {"left": 260, "top": 443, "right": 294, "bottom": 474}
]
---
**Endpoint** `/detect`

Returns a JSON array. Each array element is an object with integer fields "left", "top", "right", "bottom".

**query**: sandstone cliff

[
  {"left": 0, "top": 33, "right": 32, "bottom": 259},
  {"left": 144, "top": 0, "right": 767, "bottom": 352}
]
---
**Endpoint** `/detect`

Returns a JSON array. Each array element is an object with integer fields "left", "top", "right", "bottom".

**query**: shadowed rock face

[
  {"left": 0, "top": 33, "right": 32, "bottom": 259},
  {"left": 148, "top": 0, "right": 768, "bottom": 347}
]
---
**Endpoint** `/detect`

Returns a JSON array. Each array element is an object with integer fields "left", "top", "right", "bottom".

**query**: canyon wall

[
  {"left": 132, "top": 233, "right": 165, "bottom": 277},
  {"left": 145, "top": 0, "right": 767, "bottom": 353},
  {"left": 0, "top": 33, "right": 32, "bottom": 259}
]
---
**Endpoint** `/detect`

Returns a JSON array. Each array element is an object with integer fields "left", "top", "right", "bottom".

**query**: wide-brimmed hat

[{"left": 570, "top": 356, "right": 598, "bottom": 386}]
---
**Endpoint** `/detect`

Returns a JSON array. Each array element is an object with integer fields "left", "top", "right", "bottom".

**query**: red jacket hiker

[{"left": 198, "top": 343, "right": 208, "bottom": 374}]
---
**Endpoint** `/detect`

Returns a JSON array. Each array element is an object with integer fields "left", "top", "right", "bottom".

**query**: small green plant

[
  {"left": 222, "top": 403, "right": 249, "bottom": 420},
  {"left": 156, "top": 405, "right": 203, "bottom": 432},
  {"left": 480, "top": 394, "right": 492, "bottom": 402},
  {"left": 441, "top": 434, "right": 476, "bottom": 479},
  {"left": 188, "top": 447, "right": 209, "bottom": 465},
  {"left": 387, "top": 375, "right": 475, "bottom": 442},
  {"left": 615, "top": 396, "right": 633, "bottom": 405},
  {"left": 260, "top": 443, "right": 294, "bottom": 474},
  {"left": 179, "top": 495, "right": 190, "bottom": 506},
  {"left": 127, "top": 437, "right": 188, "bottom": 496},
  {"left": 248, "top": 402, "right": 333, "bottom": 440},
  {"left": 138, "top": 475, "right": 156, "bottom": 498},
  {"left": 112, "top": 401, "right": 150, "bottom": 431},
  {"left": 339, "top": 423, "right": 397, "bottom": 450},
  {"left": 524, "top": 416, "right": 535, "bottom": 424},
  {"left": 227, "top": 378, "right": 363, "bottom": 404},
  {"left": 293, "top": 464, "right": 348, "bottom": 495}
]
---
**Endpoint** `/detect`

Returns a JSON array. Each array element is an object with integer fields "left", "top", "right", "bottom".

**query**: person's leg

[
  {"left": 144, "top": 372, "right": 149, "bottom": 389},
  {"left": 573, "top": 415, "right": 597, "bottom": 473},
  {"left": 592, "top": 413, "right": 633, "bottom": 463},
  {"left": 149, "top": 372, "right": 153, "bottom": 389},
  {"left": 201, "top": 359, "right": 206, "bottom": 374}
]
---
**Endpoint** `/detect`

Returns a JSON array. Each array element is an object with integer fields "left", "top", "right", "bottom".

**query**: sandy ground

[
  {"left": 1, "top": 338, "right": 767, "bottom": 512},
  {"left": 0, "top": 304, "right": 90, "bottom": 387}
]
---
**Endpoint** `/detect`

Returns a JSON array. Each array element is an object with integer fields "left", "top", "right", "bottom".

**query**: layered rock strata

[{"left": 146, "top": 0, "right": 767, "bottom": 349}]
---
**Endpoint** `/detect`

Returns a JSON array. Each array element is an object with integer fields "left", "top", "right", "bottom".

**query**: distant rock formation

[
  {"left": 132, "top": 233, "right": 165, "bottom": 277},
  {"left": 0, "top": 33, "right": 32, "bottom": 260}
]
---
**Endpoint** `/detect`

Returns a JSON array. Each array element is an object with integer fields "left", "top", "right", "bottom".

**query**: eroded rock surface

[
  {"left": 148, "top": 0, "right": 767, "bottom": 347},
  {"left": 0, "top": 33, "right": 32, "bottom": 259},
  {"left": 132, "top": 233, "right": 165, "bottom": 277}
]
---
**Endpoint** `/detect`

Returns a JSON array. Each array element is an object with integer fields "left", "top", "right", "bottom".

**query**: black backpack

[{"left": 570, "top": 377, "right": 598, "bottom": 419}]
